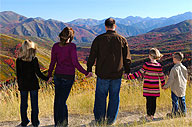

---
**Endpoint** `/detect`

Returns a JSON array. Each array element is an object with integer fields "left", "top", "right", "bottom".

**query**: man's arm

[
  {"left": 87, "top": 38, "right": 98, "bottom": 72},
  {"left": 122, "top": 38, "right": 131, "bottom": 74}
]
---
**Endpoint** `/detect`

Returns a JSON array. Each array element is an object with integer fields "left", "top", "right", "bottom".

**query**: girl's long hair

[
  {"left": 59, "top": 27, "right": 74, "bottom": 45},
  {"left": 149, "top": 48, "right": 163, "bottom": 60},
  {"left": 18, "top": 40, "right": 37, "bottom": 61}
]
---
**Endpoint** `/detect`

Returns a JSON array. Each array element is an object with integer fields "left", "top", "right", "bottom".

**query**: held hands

[
  {"left": 162, "top": 87, "right": 167, "bottom": 90},
  {"left": 124, "top": 73, "right": 128, "bottom": 79},
  {"left": 47, "top": 77, "right": 53, "bottom": 83},
  {"left": 162, "top": 85, "right": 168, "bottom": 90},
  {"left": 86, "top": 72, "right": 93, "bottom": 78},
  {"left": 124, "top": 73, "right": 131, "bottom": 80}
]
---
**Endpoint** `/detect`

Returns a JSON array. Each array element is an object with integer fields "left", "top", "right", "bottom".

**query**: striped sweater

[{"left": 128, "top": 62, "right": 165, "bottom": 97}]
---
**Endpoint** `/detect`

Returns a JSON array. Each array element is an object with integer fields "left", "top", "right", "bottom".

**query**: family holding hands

[{"left": 16, "top": 18, "right": 188, "bottom": 127}]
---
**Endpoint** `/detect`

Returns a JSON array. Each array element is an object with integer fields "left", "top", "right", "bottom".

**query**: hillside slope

[{"left": 0, "top": 34, "right": 53, "bottom": 81}]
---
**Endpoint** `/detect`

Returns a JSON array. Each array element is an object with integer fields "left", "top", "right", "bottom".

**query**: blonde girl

[
  {"left": 127, "top": 48, "right": 165, "bottom": 121},
  {"left": 16, "top": 40, "right": 48, "bottom": 126}
]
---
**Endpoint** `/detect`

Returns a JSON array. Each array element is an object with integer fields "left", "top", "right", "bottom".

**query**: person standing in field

[
  {"left": 127, "top": 48, "right": 165, "bottom": 121},
  {"left": 47, "top": 27, "right": 91, "bottom": 127},
  {"left": 162, "top": 52, "right": 188, "bottom": 117},
  {"left": 16, "top": 40, "right": 49, "bottom": 127},
  {"left": 87, "top": 18, "right": 131, "bottom": 125}
]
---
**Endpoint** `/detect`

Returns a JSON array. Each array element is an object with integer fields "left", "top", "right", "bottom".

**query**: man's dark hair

[{"left": 105, "top": 18, "right": 116, "bottom": 28}]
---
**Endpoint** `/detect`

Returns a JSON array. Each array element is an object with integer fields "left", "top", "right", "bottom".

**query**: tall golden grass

[{"left": 0, "top": 77, "right": 191, "bottom": 126}]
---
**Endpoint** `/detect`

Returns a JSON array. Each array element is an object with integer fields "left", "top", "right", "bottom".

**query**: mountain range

[
  {"left": 0, "top": 13, "right": 191, "bottom": 81},
  {"left": 127, "top": 19, "right": 192, "bottom": 53},
  {"left": 0, "top": 11, "right": 192, "bottom": 43}
]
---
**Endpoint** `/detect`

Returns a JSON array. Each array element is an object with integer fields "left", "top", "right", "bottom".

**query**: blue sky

[{"left": 1, "top": 0, "right": 192, "bottom": 22}]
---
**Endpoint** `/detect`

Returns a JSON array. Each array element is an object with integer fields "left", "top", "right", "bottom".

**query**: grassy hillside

[{"left": 0, "top": 34, "right": 53, "bottom": 81}]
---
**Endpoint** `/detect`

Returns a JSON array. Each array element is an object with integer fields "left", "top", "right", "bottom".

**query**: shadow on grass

[
  {"left": 41, "top": 125, "right": 54, "bottom": 127},
  {"left": 117, "top": 117, "right": 164, "bottom": 127},
  {"left": 78, "top": 117, "right": 165, "bottom": 127}
]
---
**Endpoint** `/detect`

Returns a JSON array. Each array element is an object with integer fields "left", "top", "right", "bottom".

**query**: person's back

[
  {"left": 91, "top": 30, "right": 130, "bottom": 79},
  {"left": 163, "top": 52, "right": 187, "bottom": 117},
  {"left": 169, "top": 62, "right": 187, "bottom": 97},
  {"left": 16, "top": 40, "right": 48, "bottom": 127},
  {"left": 47, "top": 27, "right": 88, "bottom": 126},
  {"left": 49, "top": 42, "right": 84, "bottom": 77},
  {"left": 87, "top": 18, "right": 131, "bottom": 125},
  {"left": 16, "top": 57, "right": 47, "bottom": 90}
]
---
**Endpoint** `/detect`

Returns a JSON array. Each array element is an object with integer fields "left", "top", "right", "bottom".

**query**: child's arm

[
  {"left": 163, "top": 69, "right": 175, "bottom": 89},
  {"left": 34, "top": 57, "right": 49, "bottom": 81},
  {"left": 16, "top": 59, "right": 21, "bottom": 85},
  {"left": 159, "top": 66, "right": 165, "bottom": 88},
  {"left": 127, "top": 63, "right": 146, "bottom": 80}
]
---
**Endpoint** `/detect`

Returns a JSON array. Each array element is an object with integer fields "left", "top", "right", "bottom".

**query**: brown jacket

[{"left": 87, "top": 30, "right": 131, "bottom": 79}]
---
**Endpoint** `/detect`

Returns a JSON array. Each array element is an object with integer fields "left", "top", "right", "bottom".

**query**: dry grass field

[{"left": 0, "top": 76, "right": 191, "bottom": 126}]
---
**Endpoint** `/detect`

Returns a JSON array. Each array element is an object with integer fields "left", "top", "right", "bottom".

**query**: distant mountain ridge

[
  {"left": 0, "top": 11, "right": 192, "bottom": 43},
  {"left": 126, "top": 19, "right": 192, "bottom": 53},
  {"left": 149, "top": 19, "right": 192, "bottom": 34}
]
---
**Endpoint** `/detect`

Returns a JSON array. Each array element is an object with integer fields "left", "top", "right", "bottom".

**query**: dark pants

[
  {"left": 94, "top": 77, "right": 121, "bottom": 125},
  {"left": 53, "top": 76, "right": 74, "bottom": 126},
  {"left": 171, "top": 91, "right": 186, "bottom": 115},
  {"left": 146, "top": 96, "right": 157, "bottom": 116},
  {"left": 20, "top": 90, "right": 39, "bottom": 126}
]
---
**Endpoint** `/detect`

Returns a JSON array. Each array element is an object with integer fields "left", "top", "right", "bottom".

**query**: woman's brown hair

[{"left": 59, "top": 27, "right": 74, "bottom": 45}]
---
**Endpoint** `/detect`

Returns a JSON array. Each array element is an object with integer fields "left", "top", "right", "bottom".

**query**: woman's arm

[
  {"left": 71, "top": 44, "right": 88, "bottom": 75},
  {"left": 48, "top": 44, "right": 57, "bottom": 77}
]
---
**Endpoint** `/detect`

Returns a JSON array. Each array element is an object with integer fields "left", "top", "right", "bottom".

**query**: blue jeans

[
  {"left": 20, "top": 90, "right": 39, "bottom": 126},
  {"left": 171, "top": 91, "right": 186, "bottom": 115},
  {"left": 53, "top": 76, "right": 74, "bottom": 126},
  {"left": 94, "top": 77, "right": 121, "bottom": 125}
]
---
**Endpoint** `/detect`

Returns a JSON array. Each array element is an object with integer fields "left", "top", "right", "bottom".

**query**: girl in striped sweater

[{"left": 127, "top": 48, "right": 165, "bottom": 121}]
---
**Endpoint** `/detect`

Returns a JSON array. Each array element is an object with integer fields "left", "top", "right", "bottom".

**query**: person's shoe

[
  {"left": 145, "top": 115, "right": 152, "bottom": 122},
  {"left": 181, "top": 112, "right": 187, "bottom": 117},
  {"left": 166, "top": 112, "right": 173, "bottom": 118},
  {"left": 107, "top": 120, "right": 116, "bottom": 126},
  {"left": 16, "top": 122, "right": 29, "bottom": 127},
  {"left": 166, "top": 112, "right": 181, "bottom": 118},
  {"left": 151, "top": 115, "right": 154, "bottom": 121},
  {"left": 16, "top": 123, "right": 25, "bottom": 127}
]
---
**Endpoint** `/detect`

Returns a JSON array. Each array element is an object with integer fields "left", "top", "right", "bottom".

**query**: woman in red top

[{"left": 48, "top": 27, "right": 91, "bottom": 126}]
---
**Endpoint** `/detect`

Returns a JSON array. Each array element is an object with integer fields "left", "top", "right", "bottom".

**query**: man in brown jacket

[{"left": 87, "top": 18, "right": 131, "bottom": 125}]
